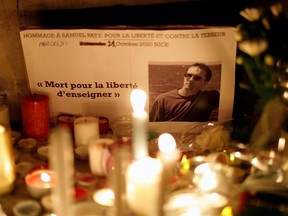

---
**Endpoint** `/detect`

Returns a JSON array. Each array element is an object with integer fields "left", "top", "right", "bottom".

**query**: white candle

[
  {"left": 126, "top": 157, "right": 162, "bottom": 216},
  {"left": 130, "top": 89, "right": 148, "bottom": 160},
  {"left": 158, "top": 133, "right": 180, "bottom": 216},
  {"left": 49, "top": 127, "right": 75, "bottom": 216},
  {"left": 74, "top": 116, "right": 100, "bottom": 146},
  {"left": 158, "top": 133, "right": 180, "bottom": 167}
]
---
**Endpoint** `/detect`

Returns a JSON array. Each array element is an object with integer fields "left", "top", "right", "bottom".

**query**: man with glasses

[{"left": 149, "top": 63, "right": 219, "bottom": 122}]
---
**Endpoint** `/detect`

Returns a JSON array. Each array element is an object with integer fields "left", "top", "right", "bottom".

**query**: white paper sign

[{"left": 20, "top": 27, "right": 236, "bottom": 133}]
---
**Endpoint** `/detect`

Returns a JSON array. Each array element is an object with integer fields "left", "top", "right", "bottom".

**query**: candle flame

[
  {"left": 158, "top": 133, "right": 176, "bottom": 154},
  {"left": 130, "top": 89, "right": 147, "bottom": 113},
  {"left": 181, "top": 155, "right": 190, "bottom": 174},
  {"left": 93, "top": 188, "right": 115, "bottom": 207},
  {"left": 40, "top": 172, "right": 51, "bottom": 183},
  {"left": 229, "top": 152, "right": 236, "bottom": 162}
]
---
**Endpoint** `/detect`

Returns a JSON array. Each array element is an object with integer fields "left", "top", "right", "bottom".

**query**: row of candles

[{"left": 0, "top": 89, "right": 233, "bottom": 216}]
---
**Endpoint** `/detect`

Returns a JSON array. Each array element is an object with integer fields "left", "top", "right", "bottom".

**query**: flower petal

[
  {"left": 240, "top": 8, "right": 263, "bottom": 22},
  {"left": 270, "top": 3, "right": 283, "bottom": 16},
  {"left": 238, "top": 39, "right": 268, "bottom": 56}
]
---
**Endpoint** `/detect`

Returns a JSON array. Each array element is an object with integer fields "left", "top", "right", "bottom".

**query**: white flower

[
  {"left": 270, "top": 3, "right": 283, "bottom": 17},
  {"left": 195, "top": 125, "right": 230, "bottom": 152},
  {"left": 238, "top": 39, "right": 268, "bottom": 56},
  {"left": 240, "top": 8, "right": 263, "bottom": 22},
  {"left": 262, "top": 17, "right": 270, "bottom": 30}
]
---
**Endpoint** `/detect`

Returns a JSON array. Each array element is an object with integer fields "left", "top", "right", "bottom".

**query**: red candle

[
  {"left": 22, "top": 94, "right": 50, "bottom": 141},
  {"left": 99, "top": 116, "right": 109, "bottom": 134},
  {"left": 25, "top": 169, "right": 56, "bottom": 199}
]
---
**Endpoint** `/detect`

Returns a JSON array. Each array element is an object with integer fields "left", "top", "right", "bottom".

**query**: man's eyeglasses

[{"left": 184, "top": 74, "right": 203, "bottom": 81}]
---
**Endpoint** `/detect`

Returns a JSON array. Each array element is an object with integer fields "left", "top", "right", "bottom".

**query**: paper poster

[{"left": 20, "top": 27, "right": 236, "bottom": 133}]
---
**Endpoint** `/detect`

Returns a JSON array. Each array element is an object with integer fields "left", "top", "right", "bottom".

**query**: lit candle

[
  {"left": 25, "top": 169, "right": 56, "bottom": 199},
  {"left": 126, "top": 157, "right": 162, "bottom": 215},
  {"left": 74, "top": 116, "right": 100, "bottom": 146},
  {"left": 49, "top": 127, "right": 75, "bottom": 216},
  {"left": 0, "top": 125, "right": 16, "bottom": 196},
  {"left": 158, "top": 133, "right": 180, "bottom": 216},
  {"left": 164, "top": 190, "right": 228, "bottom": 215},
  {"left": 21, "top": 94, "right": 50, "bottom": 141},
  {"left": 18, "top": 138, "right": 38, "bottom": 154},
  {"left": 164, "top": 191, "right": 202, "bottom": 215},
  {"left": 130, "top": 89, "right": 148, "bottom": 160},
  {"left": 158, "top": 133, "right": 180, "bottom": 172}
]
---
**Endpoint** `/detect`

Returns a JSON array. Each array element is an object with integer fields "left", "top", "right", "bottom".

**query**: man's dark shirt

[{"left": 149, "top": 89, "right": 219, "bottom": 122}]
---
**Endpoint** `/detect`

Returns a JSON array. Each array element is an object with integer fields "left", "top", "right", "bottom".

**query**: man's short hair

[{"left": 186, "top": 63, "right": 212, "bottom": 82}]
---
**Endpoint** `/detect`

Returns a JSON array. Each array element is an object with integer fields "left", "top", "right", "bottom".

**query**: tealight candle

[
  {"left": 37, "top": 146, "right": 50, "bottom": 161},
  {"left": 18, "top": 138, "right": 38, "bottom": 154},
  {"left": 130, "top": 89, "right": 148, "bottom": 160},
  {"left": 126, "top": 157, "right": 162, "bottom": 215},
  {"left": 13, "top": 200, "right": 42, "bottom": 216},
  {"left": 25, "top": 169, "right": 56, "bottom": 199},
  {"left": 21, "top": 94, "right": 50, "bottom": 141},
  {"left": 74, "top": 116, "right": 100, "bottom": 146}
]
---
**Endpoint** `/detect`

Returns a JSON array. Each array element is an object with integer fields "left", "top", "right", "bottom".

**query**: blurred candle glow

[
  {"left": 158, "top": 133, "right": 180, "bottom": 180},
  {"left": 158, "top": 133, "right": 180, "bottom": 215},
  {"left": 93, "top": 188, "right": 115, "bottom": 207},
  {"left": 126, "top": 157, "right": 162, "bottom": 215},
  {"left": 194, "top": 163, "right": 218, "bottom": 191},
  {"left": 0, "top": 125, "right": 16, "bottom": 196},
  {"left": 130, "top": 89, "right": 148, "bottom": 160},
  {"left": 158, "top": 133, "right": 177, "bottom": 155},
  {"left": 181, "top": 155, "right": 190, "bottom": 174}
]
